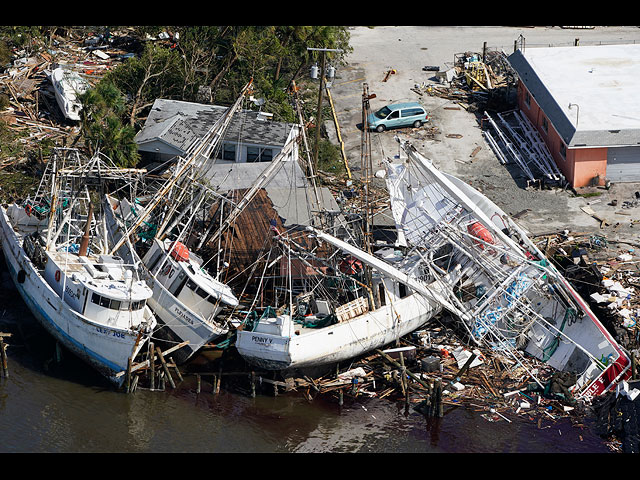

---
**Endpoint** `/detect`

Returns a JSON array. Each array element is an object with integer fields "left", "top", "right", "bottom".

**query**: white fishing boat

[
  {"left": 0, "top": 150, "right": 156, "bottom": 386},
  {"left": 100, "top": 82, "right": 256, "bottom": 364},
  {"left": 378, "top": 138, "right": 630, "bottom": 400},
  {"left": 104, "top": 194, "right": 238, "bottom": 364},
  {"left": 234, "top": 212, "right": 459, "bottom": 374},
  {"left": 235, "top": 254, "right": 443, "bottom": 373},
  {"left": 50, "top": 67, "right": 89, "bottom": 121}
]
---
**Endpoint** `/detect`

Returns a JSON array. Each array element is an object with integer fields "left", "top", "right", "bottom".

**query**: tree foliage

[
  {"left": 79, "top": 80, "right": 139, "bottom": 167},
  {"left": 1, "top": 26, "right": 352, "bottom": 168}
]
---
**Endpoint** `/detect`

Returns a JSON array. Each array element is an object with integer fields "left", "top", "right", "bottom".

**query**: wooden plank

[{"left": 115, "top": 340, "right": 189, "bottom": 378}]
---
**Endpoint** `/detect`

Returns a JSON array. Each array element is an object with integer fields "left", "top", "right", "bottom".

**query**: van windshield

[{"left": 374, "top": 106, "right": 392, "bottom": 119}]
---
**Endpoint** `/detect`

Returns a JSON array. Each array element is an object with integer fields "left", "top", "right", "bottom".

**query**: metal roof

[{"left": 508, "top": 44, "right": 640, "bottom": 148}]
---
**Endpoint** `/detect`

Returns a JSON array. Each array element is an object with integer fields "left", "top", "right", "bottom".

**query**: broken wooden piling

[{"left": 0, "top": 333, "right": 10, "bottom": 378}]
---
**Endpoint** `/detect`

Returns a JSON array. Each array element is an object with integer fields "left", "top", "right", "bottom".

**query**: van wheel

[
  {"left": 413, "top": 120, "right": 422, "bottom": 128},
  {"left": 376, "top": 125, "right": 386, "bottom": 133}
]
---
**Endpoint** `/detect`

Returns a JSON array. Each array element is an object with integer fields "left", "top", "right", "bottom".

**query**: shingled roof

[{"left": 135, "top": 98, "right": 295, "bottom": 153}]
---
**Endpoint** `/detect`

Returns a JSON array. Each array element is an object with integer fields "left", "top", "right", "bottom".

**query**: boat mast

[
  {"left": 109, "top": 79, "right": 253, "bottom": 256},
  {"left": 360, "top": 83, "right": 380, "bottom": 309},
  {"left": 290, "top": 80, "right": 324, "bottom": 228}
]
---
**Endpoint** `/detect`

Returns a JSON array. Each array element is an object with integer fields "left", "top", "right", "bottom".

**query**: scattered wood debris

[{"left": 0, "top": 28, "right": 143, "bottom": 162}]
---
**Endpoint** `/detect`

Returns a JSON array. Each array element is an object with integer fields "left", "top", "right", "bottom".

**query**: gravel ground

[{"left": 328, "top": 26, "right": 640, "bottom": 244}]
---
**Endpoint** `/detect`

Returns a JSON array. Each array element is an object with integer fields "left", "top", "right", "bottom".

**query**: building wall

[
  {"left": 571, "top": 147, "right": 608, "bottom": 187},
  {"left": 516, "top": 80, "right": 606, "bottom": 188}
]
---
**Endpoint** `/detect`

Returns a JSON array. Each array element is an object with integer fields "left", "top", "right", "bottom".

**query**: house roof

[
  {"left": 202, "top": 159, "right": 308, "bottom": 192},
  {"left": 135, "top": 98, "right": 296, "bottom": 153},
  {"left": 508, "top": 44, "right": 640, "bottom": 148}
]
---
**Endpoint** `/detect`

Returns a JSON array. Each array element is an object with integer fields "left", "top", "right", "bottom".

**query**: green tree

[
  {"left": 103, "top": 42, "right": 183, "bottom": 129},
  {"left": 79, "top": 80, "right": 139, "bottom": 167}
]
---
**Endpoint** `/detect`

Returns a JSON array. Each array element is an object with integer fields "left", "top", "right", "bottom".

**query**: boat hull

[
  {"left": 0, "top": 208, "right": 148, "bottom": 387},
  {"left": 236, "top": 293, "right": 441, "bottom": 372},
  {"left": 146, "top": 275, "right": 227, "bottom": 364}
]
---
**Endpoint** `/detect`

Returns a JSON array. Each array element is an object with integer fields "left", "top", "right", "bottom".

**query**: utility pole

[{"left": 307, "top": 47, "right": 343, "bottom": 172}]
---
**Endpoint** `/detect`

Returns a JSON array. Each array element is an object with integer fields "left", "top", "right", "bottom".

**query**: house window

[
  {"left": 247, "top": 146, "right": 274, "bottom": 162},
  {"left": 559, "top": 142, "right": 566, "bottom": 160},
  {"left": 541, "top": 116, "right": 548, "bottom": 133},
  {"left": 221, "top": 143, "right": 236, "bottom": 161},
  {"left": 525, "top": 92, "right": 531, "bottom": 108}
]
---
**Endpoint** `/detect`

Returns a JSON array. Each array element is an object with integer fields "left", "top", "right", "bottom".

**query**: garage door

[{"left": 607, "top": 146, "right": 640, "bottom": 182}]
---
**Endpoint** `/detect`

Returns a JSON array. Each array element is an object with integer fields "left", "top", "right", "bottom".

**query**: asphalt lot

[{"left": 328, "top": 26, "right": 640, "bottom": 245}]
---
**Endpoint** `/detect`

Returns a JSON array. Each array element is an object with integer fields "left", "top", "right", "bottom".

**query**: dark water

[{"left": 0, "top": 259, "right": 613, "bottom": 454}]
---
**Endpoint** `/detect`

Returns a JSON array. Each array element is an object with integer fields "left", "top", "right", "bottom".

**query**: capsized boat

[
  {"left": 49, "top": 67, "right": 89, "bottom": 121},
  {"left": 381, "top": 138, "right": 630, "bottom": 401},
  {"left": 0, "top": 150, "right": 156, "bottom": 386}
]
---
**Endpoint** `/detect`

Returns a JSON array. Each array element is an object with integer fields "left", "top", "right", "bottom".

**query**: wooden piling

[
  {"left": 251, "top": 372, "right": 256, "bottom": 397},
  {"left": 168, "top": 356, "right": 183, "bottom": 382},
  {"left": 125, "top": 357, "right": 132, "bottom": 393},
  {"left": 149, "top": 342, "right": 155, "bottom": 390},
  {"left": 400, "top": 352, "right": 409, "bottom": 411},
  {"left": 156, "top": 346, "right": 175, "bottom": 389},
  {"left": 0, "top": 334, "right": 9, "bottom": 378},
  {"left": 55, "top": 341, "right": 62, "bottom": 363}
]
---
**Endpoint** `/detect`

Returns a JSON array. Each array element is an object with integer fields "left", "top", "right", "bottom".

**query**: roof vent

[{"left": 257, "top": 112, "right": 273, "bottom": 121}]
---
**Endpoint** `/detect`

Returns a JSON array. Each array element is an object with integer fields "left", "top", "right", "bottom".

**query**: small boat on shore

[{"left": 49, "top": 67, "right": 89, "bottom": 121}]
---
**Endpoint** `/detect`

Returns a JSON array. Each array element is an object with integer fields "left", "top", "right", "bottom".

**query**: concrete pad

[{"left": 329, "top": 26, "right": 640, "bottom": 245}]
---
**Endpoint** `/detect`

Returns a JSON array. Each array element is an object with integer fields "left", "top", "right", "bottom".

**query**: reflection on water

[{"left": 0, "top": 257, "right": 612, "bottom": 453}]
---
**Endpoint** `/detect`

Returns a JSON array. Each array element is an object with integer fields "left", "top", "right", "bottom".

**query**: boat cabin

[
  {"left": 43, "top": 249, "right": 151, "bottom": 327},
  {"left": 143, "top": 238, "right": 238, "bottom": 320}
]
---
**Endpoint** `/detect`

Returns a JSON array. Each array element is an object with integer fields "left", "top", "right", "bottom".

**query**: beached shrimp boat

[
  {"left": 0, "top": 151, "right": 156, "bottom": 386},
  {"left": 104, "top": 194, "right": 238, "bottom": 364},
  {"left": 234, "top": 217, "right": 452, "bottom": 374},
  {"left": 378, "top": 138, "right": 630, "bottom": 400}
]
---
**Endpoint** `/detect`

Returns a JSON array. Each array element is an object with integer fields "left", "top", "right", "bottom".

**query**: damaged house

[
  {"left": 134, "top": 98, "right": 341, "bottom": 295},
  {"left": 508, "top": 43, "right": 640, "bottom": 188}
]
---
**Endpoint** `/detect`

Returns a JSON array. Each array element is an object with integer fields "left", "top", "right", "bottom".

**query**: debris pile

[
  {"left": 413, "top": 49, "right": 518, "bottom": 113},
  {"left": 235, "top": 319, "right": 590, "bottom": 428},
  {"left": 536, "top": 230, "right": 640, "bottom": 349},
  {"left": 0, "top": 28, "right": 143, "bottom": 154}
]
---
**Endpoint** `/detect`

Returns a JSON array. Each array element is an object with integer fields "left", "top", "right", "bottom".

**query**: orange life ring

[
  {"left": 25, "top": 204, "right": 32, "bottom": 216},
  {"left": 467, "top": 222, "right": 494, "bottom": 250},
  {"left": 55, "top": 270, "right": 61, "bottom": 282}
]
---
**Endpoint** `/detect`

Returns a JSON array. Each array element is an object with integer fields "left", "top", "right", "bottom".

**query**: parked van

[{"left": 367, "top": 102, "right": 429, "bottom": 132}]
